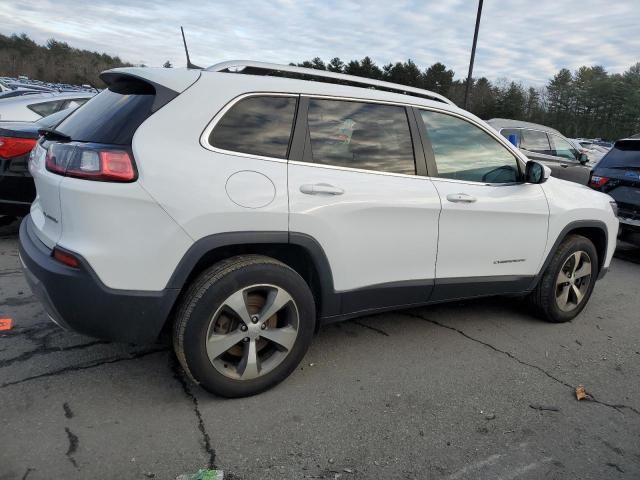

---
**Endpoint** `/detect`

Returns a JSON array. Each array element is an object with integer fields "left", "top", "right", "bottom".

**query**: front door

[{"left": 415, "top": 109, "right": 549, "bottom": 300}]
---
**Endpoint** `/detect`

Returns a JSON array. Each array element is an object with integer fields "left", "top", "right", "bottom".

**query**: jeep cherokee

[{"left": 19, "top": 61, "right": 619, "bottom": 397}]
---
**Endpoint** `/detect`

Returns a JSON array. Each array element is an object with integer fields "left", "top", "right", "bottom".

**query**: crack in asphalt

[
  {"left": 0, "top": 349, "right": 167, "bottom": 389},
  {"left": 351, "top": 319, "right": 390, "bottom": 336},
  {"left": 64, "top": 427, "right": 79, "bottom": 468},
  {"left": 606, "top": 462, "right": 625, "bottom": 473},
  {"left": 21, "top": 468, "right": 35, "bottom": 480},
  {"left": 0, "top": 269, "right": 22, "bottom": 277},
  {"left": 0, "top": 339, "right": 111, "bottom": 368},
  {"left": 402, "top": 311, "right": 640, "bottom": 417},
  {"left": 169, "top": 355, "right": 217, "bottom": 470}
]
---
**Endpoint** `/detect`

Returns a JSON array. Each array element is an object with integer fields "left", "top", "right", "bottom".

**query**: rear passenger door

[{"left": 288, "top": 97, "right": 441, "bottom": 314}]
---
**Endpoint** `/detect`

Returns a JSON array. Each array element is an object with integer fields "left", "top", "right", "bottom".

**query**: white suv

[{"left": 19, "top": 61, "right": 619, "bottom": 397}]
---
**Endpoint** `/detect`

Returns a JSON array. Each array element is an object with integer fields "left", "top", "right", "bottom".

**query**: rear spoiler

[{"left": 100, "top": 68, "right": 201, "bottom": 112}]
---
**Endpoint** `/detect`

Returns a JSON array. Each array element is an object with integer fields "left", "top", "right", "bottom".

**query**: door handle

[
  {"left": 560, "top": 164, "right": 569, "bottom": 168},
  {"left": 300, "top": 183, "right": 344, "bottom": 195},
  {"left": 446, "top": 193, "right": 477, "bottom": 203}
]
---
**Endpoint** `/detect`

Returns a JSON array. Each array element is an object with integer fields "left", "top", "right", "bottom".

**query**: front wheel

[
  {"left": 530, "top": 234, "right": 598, "bottom": 323},
  {"left": 173, "top": 255, "right": 316, "bottom": 397}
]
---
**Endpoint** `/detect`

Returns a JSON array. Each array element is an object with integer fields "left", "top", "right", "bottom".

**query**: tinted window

[
  {"left": 307, "top": 99, "right": 415, "bottom": 175},
  {"left": 549, "top": 134, "right": 578, "bottom": 160},
  {"left": 210, "top": 96, "right": 297, "bottom": 159},
  {"left": 499, "top": 128, "right": 521, "bottom": 147},
  {"left": 420, "top": 110, "right": 520, "bottom": 183},
  {"left": 58, "top": 81, "right": 155, "bottom": 145},
  {"left": 521, "top": 129, "right": 551, "bottom": 155},
  {"left": 28, "top": 100, "right": 65, "bottom": 117},
  {"left": 598, "top": 141, "right": 640, "bottom": 168}
]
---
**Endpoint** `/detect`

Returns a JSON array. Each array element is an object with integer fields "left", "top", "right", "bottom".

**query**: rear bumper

[{"left": 18, "top": 216, "right": 179, "bottom": 344}]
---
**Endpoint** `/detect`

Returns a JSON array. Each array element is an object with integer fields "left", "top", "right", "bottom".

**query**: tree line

[
  {"left": 0, "top": 33, "right": 637, "bottom": 139},
  {"left": 0, "top": 33, "right": 132, "bottom": 87},
  {"left": 291, "top": 57, "right": 640, "bottom": 140}
]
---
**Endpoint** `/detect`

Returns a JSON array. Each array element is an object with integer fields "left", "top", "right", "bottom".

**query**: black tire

[
  {"left": 173, "top": 254, "right": 315, "bottom": 397},
  {"left": 530, "top": 234, "right": 598, "bottom": 323}
]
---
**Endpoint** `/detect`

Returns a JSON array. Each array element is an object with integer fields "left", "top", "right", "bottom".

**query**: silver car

[
  {"left": 0, "top": 91, "right": 94, "bottom": 121},
  {"left": 488, "top": 118, "right": 591, "bottom": 185}
]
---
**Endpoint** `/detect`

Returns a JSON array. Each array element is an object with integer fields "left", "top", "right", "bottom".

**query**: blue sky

[{"left": 1, "top": 0, "right": 638, "bottom": 85}]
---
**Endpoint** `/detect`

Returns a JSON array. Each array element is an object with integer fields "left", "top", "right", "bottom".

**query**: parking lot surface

[{"left": 1, "top": 230, "right": 639, "bottom": 480}]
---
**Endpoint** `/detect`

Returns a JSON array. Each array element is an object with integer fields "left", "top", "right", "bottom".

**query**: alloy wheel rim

[
  {"left": 555, "top": 251, "right": 592, "bottom": 312},
  {"left": 206, "top": 284, "right": 299, "bottom": 380}
]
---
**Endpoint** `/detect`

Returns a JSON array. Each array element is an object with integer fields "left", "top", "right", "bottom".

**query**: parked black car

[
  {"left": 0, "top": 108, "right": 75, "bottom": 217},
  {"left": 589, "top": 138, "right": 640, "bottom": 244},
  {"left": 488, "top": 118, "right": 591, "bottom": 185}
]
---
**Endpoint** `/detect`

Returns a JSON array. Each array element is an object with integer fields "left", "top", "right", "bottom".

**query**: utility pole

[{"left": 464, "top": 0, "right": 483, "bottom": 109}]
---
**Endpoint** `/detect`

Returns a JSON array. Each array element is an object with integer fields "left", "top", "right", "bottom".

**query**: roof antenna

[{"left": 181, "top": 26, "right": 202, "bottom": 69}]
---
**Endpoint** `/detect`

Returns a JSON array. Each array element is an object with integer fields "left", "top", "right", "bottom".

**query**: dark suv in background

[
  {"left": 488, "top": 118, "right": 591, "bottom": 185},
  {"left": 589, "top": 138, "right": 640, "bottom": 245}
]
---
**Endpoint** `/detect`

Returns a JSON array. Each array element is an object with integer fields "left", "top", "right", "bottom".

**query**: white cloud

[{"left": 0, "top": 0, "right": 638, "bottom": 85}]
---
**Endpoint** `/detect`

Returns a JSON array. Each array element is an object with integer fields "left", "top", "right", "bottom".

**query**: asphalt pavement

[{"left": 1, "top": 225, "right": 639, "bottom": 479}]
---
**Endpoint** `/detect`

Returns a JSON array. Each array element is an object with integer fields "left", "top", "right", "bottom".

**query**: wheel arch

[
  {"left": 533, "top": 220, "right": 608, "bottom": 288},
  {"left": 166, "top": 231, "right": 339, "bottom": 322}
]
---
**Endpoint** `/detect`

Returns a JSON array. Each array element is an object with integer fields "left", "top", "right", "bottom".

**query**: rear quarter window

[
  {"left": 209, "top": 96, "right": 298, "bottom": 159},
  {"left": 27, "top": 100, "right": 66, "bottom": 117}
]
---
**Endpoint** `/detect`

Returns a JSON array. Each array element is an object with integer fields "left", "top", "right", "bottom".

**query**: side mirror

[
  {"left": 578, "top": 152, "right": 589, "bottom": 164},
  {"left": 525, "top": 161, "right": 551, "bottom": 184}
]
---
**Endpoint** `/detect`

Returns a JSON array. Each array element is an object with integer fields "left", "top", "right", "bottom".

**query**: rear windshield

[
  {"left": 57, "top": 80, "right": 155, "bottom": 145},
  {"left": 598, "top": 141, "right": 640, "bottom": 169}
]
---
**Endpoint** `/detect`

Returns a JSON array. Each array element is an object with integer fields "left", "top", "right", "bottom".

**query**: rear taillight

[
  {"left": 45, "top": 142, "right": 137, "bottom": 182},
  {"left": 589, "top": 175, "right": 609, "bottom": 189},
  {"left": 0, "top": 136, "right": 37, "bottom": 159}
]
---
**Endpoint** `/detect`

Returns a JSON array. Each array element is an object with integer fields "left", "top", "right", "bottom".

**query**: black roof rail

[{"left": 207, "top": 60, "right": 456, "bottom": 106}]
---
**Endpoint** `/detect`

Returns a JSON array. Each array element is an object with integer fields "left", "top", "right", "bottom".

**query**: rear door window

[
  {"left": 209, "top": 96, "right": 298, "bottom": 159},
  {"left": 521, "top": 129, "right": 552, "bottom": 155},
  {"left": 306, "top": 98, "right": 415, "bottom": 175}
]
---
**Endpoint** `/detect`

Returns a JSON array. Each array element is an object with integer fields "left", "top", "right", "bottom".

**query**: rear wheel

[
  {"left": 530, "top": 235, "right": 598, "bottom": 323},
  {"left": 173, "top": 255, "right": 315, "bottom": 397}
]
